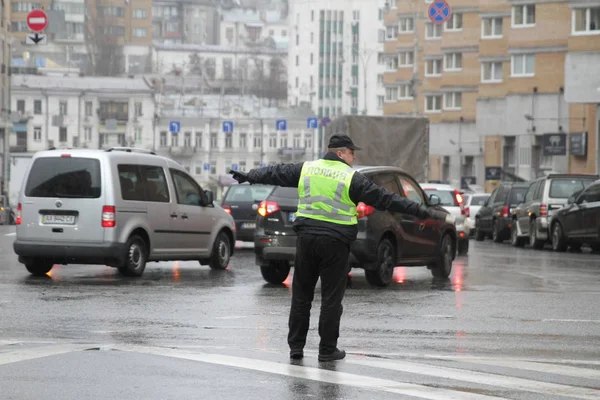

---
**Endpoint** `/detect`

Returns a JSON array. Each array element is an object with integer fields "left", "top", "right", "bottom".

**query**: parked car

[
  {"left": 255, "top": 166, "right": 458, "bottom": 287},
  {"left": 418, "top": 183, "right": 470, "bottom": 255},
  {"left": 463, "top": 193, "right": 490, "bottom": 236},
  {"left": 474, "top": 182, "right": 528, "bottom": 243},
  {"left": 13, "top": 147, "right": 236, "bottom": 277},
  {"left": 221, "top": 184, "right": 275, "bottom": 242},
  {"left": 511, "top": 174, "right": 598, "bottom": 248},
  {"left": 548, "top": 180, "right": 600, "bottom": 252}
]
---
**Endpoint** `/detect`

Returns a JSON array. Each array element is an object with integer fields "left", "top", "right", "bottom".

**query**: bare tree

[
  {"left": 84, "top": 0, "right": 125, "bottom": 76},
  {"left": 249, "top": 56, "right": 286, "bottom": 106}
]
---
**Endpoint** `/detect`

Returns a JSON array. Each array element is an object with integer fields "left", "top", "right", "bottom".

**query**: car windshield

[
  {"left": 25, "top": 157, "right": 101, "bottom": 198},
  {"left": 469, "top": 195, "right": 489, "bottom": 206},
  {"left": 224, "top": 185, "right": 273, "bottom": 202},
  {"left": 423, "top": 189, "right": 458, "bottom": 206},
  {"left": 509, "top": 188, "right": 526, "bottom": 205},
  {"left": 549, "top": 178, "right": 596, "bottom": 198}
]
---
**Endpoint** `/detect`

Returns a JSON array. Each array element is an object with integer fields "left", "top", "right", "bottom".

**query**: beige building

[{"left": 383, "top": 0, "right": 600, "bottom": 192}]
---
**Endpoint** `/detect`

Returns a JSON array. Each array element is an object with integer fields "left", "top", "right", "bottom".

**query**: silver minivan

[{"left": 13, "top": 147, "right": 236, "bottom": 277}]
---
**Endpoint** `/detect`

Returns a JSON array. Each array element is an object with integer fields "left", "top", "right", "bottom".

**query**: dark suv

[
  {"left": 221, "top": 184, "right": 274, "bottom": 242},
  {"left": 474, "top": 182, "right": 529, "bottom": 242},
  {"left": 254, "top": 166, "right": 457, "bottom": 287}
]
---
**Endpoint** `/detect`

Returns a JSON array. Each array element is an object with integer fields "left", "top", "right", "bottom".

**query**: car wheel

[
  {"left": 457, "top": 239, "right": 469, "bottom": 255},
  {"left": 260, "top": 261, "right": 291, "bottom": 284},
  {"left": 365, "top": 238, "right": 396, "bottom": 287},
  {"left": 551, "top": 222, "right": 567, "bottom": 252},
  {"left": 24, "top": 259, "right": 54, "bottom": 276},
  {"left": 492, "top": 220, "right": 503, "bottom": 243},
  {"left": 511, "top": 221, "right": 525, "bottom": 247},
  {"left": 118, "top": 235, "right": 148, "bottom": 277},
  {"left": 475, "top": 220, "right": 485, "bottom": 241},
  {"left": 208, "top": 231, "right": 231, "bottom": 270},
  {"left": 429, "top": 234, "right": 453, "bottom": 278},
  {"left": 529, "top": 219, "right": 544, "bottom": 250}
]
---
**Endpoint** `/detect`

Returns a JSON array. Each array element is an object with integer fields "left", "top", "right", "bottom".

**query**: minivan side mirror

[
  {"left": 429, "top": 194, "right": 441, "bottom": 206},
  {"left": 204, "top": 190, "right": 214, "bottom": 206}
]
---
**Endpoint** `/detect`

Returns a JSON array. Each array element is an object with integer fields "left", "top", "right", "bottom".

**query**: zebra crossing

[{"left": 1, "top": 340, "right": 599, "bottom": 399}]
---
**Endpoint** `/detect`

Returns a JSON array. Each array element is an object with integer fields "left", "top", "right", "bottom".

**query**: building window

[
  {"left": 386, "top": 25, "right": 398, "bottom": 40},
  {"left": 444, "top": 92, "right": 462, "bottom": 110},
  {"left": 34, "top": 100, "right": 42, "bottom": 115},
  {"left": 512, "top": 4, "right": 535, "bottom": 27},
  {"left": 225, "top": 134, "right": 232, "bottom": 148},
  {"left": 377, "top": 96, "right": 384, "bottom": 109},
  {"left": 424, "top": 95, "right": 442, "bottom": 113},
  {"left": 398, "top": 17, "right": 414, "bottom": 33},
  {"left": 269, "top": 134, "right": 277, "bottom": 148},
  {"left": 16, "top": 100, "right": 25, "bottom": 113},
  {"left": 59, "top": 101, "right": 67, "bottom": 115},
  {"left": 398, "top": 51, "right": 414, "bottom": 67},
  {"left": 482, "top": 17, "right": 503, "bottom": 38},
  {"left": 425, "top": 59, "right": 442, "bottom": 76},
  {"left": 511, "top": 54, "right": 535, "bottom": 77},
  {"left": 85, "top": 101, "right": 93, "bottom": 116},
  {"left": 385, "top": 87, "right": 397, "bottom": 102},
  {"left": 253, "top": 134, "right": 261, "bottom": 149},
  {"left": 34, "top": 127, "right": 42, "bottom": 141},
  {"left": 59, "top": 127, "right": 67, "bottom": 142},
  {"left": 133, "top": 8, "right": 147, "bottom": 19},
  {"left": 444, "top": 13, "right": 463, "bottom": 31},
  {"left": 134, "top": 102, "right": 142, "bottom": 117},
  {"left": 85, "top": 127, "right": 92, "bottom": 141},
  {"left": 572, "top": 7, "right": 600, "bottom": 34},
  {"left": 210, "top": 132, "right": 218, "bottom": 148},
  {"left": 425, "top": 23, "right": 442, "bottom": 39},
  {"left": 386, "top": 56, "right": 398, "bottom": 71},
  {"left": 481, "top": 61, "right": 503, "bottom": 82},
  {"left": 160, "top": 131, "right": 167, "bottom": 147},
  {"left": 444, "top": 53, "right": 462, "bottom": 71},
  {"left": 172, "top": 133, "right": 179, "bottom": 147},
  {"left": 398, "top": 84, "right": 412, "bottom": 100},
  {"left": 239, "top": 133, "right": 246, "bottom": 148},
  {"left": 133, "top": 28, "right": 147, "bottom": 37},
  {"left": 195, "top": 132, "right": 202, "bottom": 148}
]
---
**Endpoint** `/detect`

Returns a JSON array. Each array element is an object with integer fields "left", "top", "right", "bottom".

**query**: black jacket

[{"left": 247, "top": 153, "right": 423, "bottom": 244}]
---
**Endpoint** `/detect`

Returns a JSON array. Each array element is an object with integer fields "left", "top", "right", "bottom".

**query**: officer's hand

[
  {"left": 416, "top": 205, "right": 432, "bottom": 220},
  {"left": 229, "top": 170, "right": 249, "bottom": 184}
]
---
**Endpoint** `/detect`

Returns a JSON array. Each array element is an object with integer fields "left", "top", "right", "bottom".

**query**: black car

[
  {"left": 549, "top": 180, "right": 600, "bottom": 252},
  {"left": 255, "top": 166, "right": 458, "bottom": 287},
  {"left": 475, "top": 182, "right": 528, "bottom": 243},
  {"left": 221, "top": 184, "right": 274, "bottom": 242}
]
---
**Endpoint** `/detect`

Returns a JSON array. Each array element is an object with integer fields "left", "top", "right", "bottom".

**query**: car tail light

[
  {"left": 60, "top": 154, "right": 71, "bottom": 158},
  {"left": 257, "top": 201, "right": 280, "bottom": 217},
  {"left": 454, "top": 189, "right": 466, "bottom": 214},
  {"left": 222, "top": 205, "right": 232, "bottom": 214},
  {"left": 357, "top": 202, "right": 375, "bottom": 219},
  {"left": 502, "top": 205, "right": 509, "bottom": 218},
  {"left": 540, "top": 204, "right": 547, "bottom": 217},
  {"left": 102, "top": 205, "right": 116, "bottom": 228},
  {"left": 16, "top": 203, "right": 22, "bottom": 225},
  {"left": 464, "top": 206, "right": 470, "bottom": 218}
]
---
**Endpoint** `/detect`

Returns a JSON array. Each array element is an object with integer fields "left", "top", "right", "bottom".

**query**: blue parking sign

[{"left": 203, "top": 163, "right": 210, "bottom": 171}]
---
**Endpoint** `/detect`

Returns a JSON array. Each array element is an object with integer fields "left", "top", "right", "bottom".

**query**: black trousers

[{"left": 287, "top": 234, "right": 350, "bottom": 354}]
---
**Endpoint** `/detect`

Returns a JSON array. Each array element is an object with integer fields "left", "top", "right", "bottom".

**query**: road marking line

[
  {"left": 542, "top": 319, "right": 600, "bottom": 323},
  {"left": 453, "top": 358, "right": 600, "bottom": 380},
  {"left": 348, "top": 357, "right": 600, "bottom": 400},
  {"left": 114, "top": 345, "right": 505, "bottom": 400},
  {"left": 0, "top": 344, "right": 91, "bottom": 365},
  {"left": 4, "top": 232, "right": 15, "bottom": 236}
]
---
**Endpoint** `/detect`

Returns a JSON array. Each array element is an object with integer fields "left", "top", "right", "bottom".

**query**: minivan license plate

[
  {"left": 241, "top": 222, "right": 256, "bottom": 229},
  {"left": 42, "top": 215, "right": 75, "bottom": 225}
]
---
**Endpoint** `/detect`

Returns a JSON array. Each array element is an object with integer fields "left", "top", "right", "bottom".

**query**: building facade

[
  {"left": 287, "top": 0, "right": 387, "bottom": 116},
  {"left": 383, "top": 0, "right": 600, "bottom": 191}
]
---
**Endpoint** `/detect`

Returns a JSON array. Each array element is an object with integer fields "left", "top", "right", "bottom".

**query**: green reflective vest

[{"left": 296, "top": 159, "right": 358, "bottom": 225}]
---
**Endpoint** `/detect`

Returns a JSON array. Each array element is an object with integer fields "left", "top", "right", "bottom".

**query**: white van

[{"left": 13, "top": 147, "right": 236, "bottom": 277}]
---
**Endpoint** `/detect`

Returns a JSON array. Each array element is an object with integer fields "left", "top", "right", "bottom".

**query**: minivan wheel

[
  {"left": 118, "top": 235, "right": 147, "bottom": 277},
  {"left": 260, "top": 261, "right": 291, "bottom": 284},
  {"left": 365, "top": 238, "right": 396, "bottom": 287},
  {"left": 551, "top": 222, "right": 567, "bottom": 252},
  {"left": 25, "top": 259, "right": 54, "bottom": 276},
  {"left": 208, "top": 231, "right": 231, "bottom": 270},
  {"left": 429, "top": 234, "right": 453, "bottom": 278},
  {"left": 529, "top": 219, "right": 544, "bottom": 250}
]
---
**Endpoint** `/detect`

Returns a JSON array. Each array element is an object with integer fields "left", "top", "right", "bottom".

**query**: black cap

[{"left": 328, "top": 134, "right": 362, "bottom": 151}]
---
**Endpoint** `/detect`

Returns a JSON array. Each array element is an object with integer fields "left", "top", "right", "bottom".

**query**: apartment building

[
  {"left": 383, "top": 0, "right": 600, "bottom": 191},
  {"left": 287, "top": 0, "right": 387, "bottom": 117},
  {"left": 152, "top": 0, "right": 219, "bottom": 45}
]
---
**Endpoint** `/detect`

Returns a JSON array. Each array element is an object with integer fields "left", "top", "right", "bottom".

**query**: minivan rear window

[
  {"left": 423, "top": 189, "right": 458, "bottom": 206},
  {"left": 25, "top": 157, "right": 101, "bottom": 198},
  {"left": 224, "top": 185, "right": 274, "bottom": 202},
  {"left": 469, "top": 195, "right": 488, "bottom": 206},
  {"left": 271, "top": 186, "right": 299, "bottom": 199},
  {"left": 509, "top": 188, "right": 526, "bottom": 205},
  {"left": 549, "top": 178, "right": 596, "bottom": 199}
]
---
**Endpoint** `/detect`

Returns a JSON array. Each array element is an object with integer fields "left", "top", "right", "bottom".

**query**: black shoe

[
  {"left": 290, "top": 349, "right": 304, "bottom": 360},
  {"left": 318, "top": 349, "right": 346, "bottom": 362}
]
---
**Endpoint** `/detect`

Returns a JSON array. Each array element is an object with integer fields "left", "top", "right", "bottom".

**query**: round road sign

[
  {"left": 26, "top": 9, "right": 48, "bottom": 33},
  {"left": 428, "top": 1, "right": 452, "bottom": 25}
]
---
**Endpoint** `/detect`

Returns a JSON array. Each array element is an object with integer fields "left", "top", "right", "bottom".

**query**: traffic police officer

[{"left": 230, "top": 134, "right": 432, "bottom": 362}]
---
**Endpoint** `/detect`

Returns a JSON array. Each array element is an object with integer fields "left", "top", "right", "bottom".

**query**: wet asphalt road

[{"left": 1, "top": 225, "right": 600, "bottom": 399}]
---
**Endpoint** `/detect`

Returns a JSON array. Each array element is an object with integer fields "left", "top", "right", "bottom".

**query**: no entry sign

[
  {"left": 26, "top": 9, "right": 48, "bottom": 32},
  {"left": 428, "top": 1, "right": 452, "bottom": 24}
]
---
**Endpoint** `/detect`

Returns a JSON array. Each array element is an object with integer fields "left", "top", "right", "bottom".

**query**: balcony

[
  {"left": 98, "top": 111, "right": 129, "bottom": 123},
  {"left": 278, "top": 147, "right": 306, "bottom": 156},
  {"left": 169, "top": 146, "right": 196, "bottom": 157}
]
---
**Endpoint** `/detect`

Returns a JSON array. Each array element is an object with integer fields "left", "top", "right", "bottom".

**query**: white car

[
  {"left": 419, "top": 183, "right": 472, "bottom": 255},
  {"left": 463, "top": 192, "right": 491, "bottom": 236}
]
